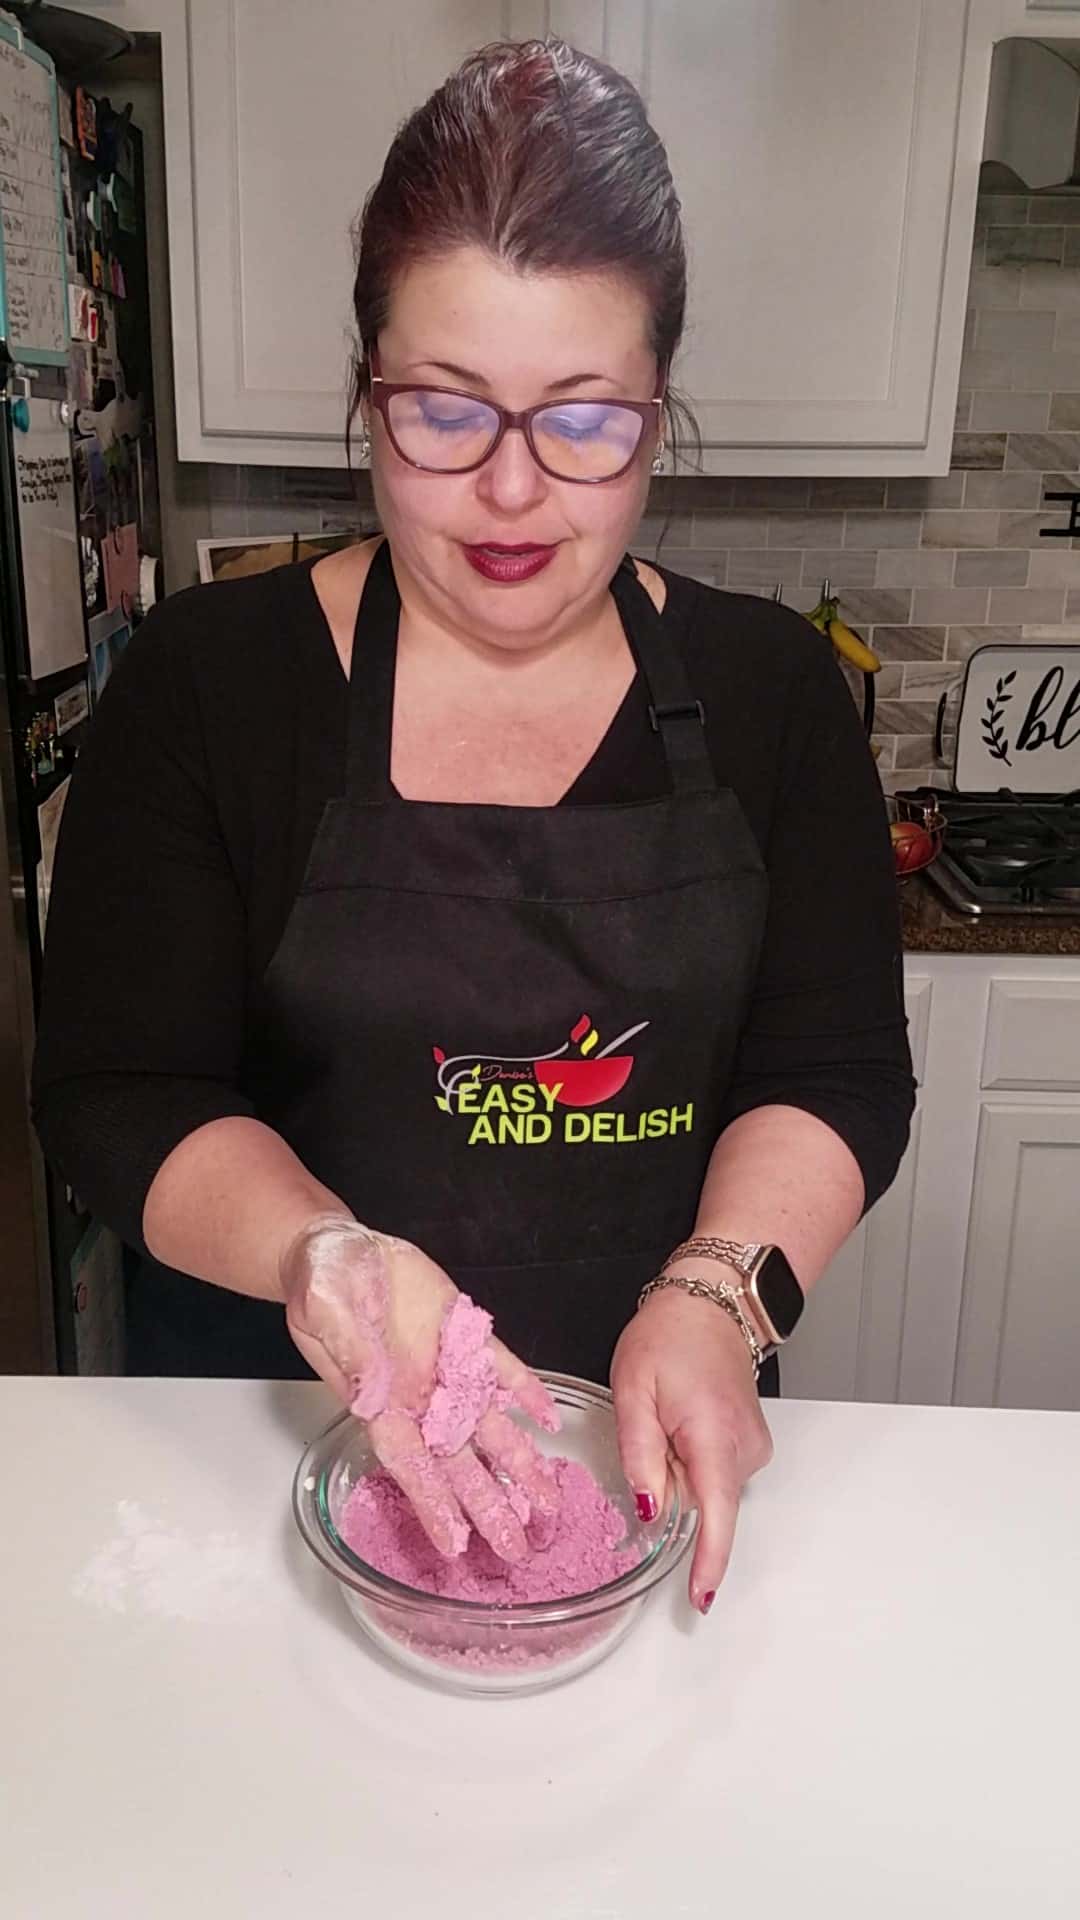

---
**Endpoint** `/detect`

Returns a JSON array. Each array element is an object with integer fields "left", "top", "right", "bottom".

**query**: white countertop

[{"left": 3, "top": 1380, "right": 1078, "bottom": 1918}]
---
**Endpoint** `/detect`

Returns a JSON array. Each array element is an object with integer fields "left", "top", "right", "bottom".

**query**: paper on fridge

[{"left": 15, "top": 396, "right": 86, "bottom": 679}]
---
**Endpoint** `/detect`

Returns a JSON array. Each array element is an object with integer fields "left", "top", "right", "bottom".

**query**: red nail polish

[
  {"left": 699, "top": 1590, "right": 717, "bottom": 1616},
  {"left": 634, "top": 1490, "right": 658, "bottom": 1523}
]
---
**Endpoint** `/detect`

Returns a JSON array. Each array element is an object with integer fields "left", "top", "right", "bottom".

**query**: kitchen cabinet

[
  {"left": 953, "top": 1102, "right": 1080, "bottom": 1408},
  {"left": 562, "top": 0, "right": 970, "bottom": 471},
  {"left": 783, "top": 952, "right": 1080, "bottom": 1414},
  {"left": 73, "top": 0, "right": 1080, "bottom": 469}
]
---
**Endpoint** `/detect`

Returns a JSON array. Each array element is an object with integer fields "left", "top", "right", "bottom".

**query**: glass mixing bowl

[{"left": 292, "top": 1373, "right": 697, "bottom": 1698}]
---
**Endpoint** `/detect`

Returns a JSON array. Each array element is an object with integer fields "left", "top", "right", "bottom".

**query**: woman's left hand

[{"left": 610, "top": 1286, "right": 774, "bottom": 1612}]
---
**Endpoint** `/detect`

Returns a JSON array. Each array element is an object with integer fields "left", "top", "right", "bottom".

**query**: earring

[
  {"left": 651, "top": 443, "right": 665, "bottom": 476},
  {"left": 355, "top": 418, "right": 371, "bottom": 463}
]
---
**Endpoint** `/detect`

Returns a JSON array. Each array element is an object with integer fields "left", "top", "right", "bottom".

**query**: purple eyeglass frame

[{"left": 367, "top": 355, "right": 663, "bottom": 484}]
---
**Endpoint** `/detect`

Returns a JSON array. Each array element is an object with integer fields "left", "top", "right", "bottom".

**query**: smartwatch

[{"left": 664, "top": 1238, "right": 805, "bottom": 1356}]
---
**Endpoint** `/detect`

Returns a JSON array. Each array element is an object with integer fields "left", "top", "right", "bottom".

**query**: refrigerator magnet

[
  {"left": 103, "top": 521, "right": 139, "bottom": 618},
  {"left": 75, "top": 87, "right": 97, "bottom": 162},
  {"left": 55, "top": 681, "right": 89, "bottom": 737}
]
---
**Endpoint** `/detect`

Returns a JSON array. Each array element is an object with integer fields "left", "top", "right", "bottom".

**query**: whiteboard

[
  {"left": 15, "top": 397, "right": 86, "bottom": 679},
  {"left": 0, "top": 23, "right": 66, "bottom": 361}
]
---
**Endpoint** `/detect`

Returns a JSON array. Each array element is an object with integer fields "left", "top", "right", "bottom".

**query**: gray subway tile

[
  {"left": 831, "top": 587, "right": 912, "bottom": 626},
  {"left": 640, "top": 545, "right": 723, "bottom": 585},
  {"left": 1049, "top": 394, "right": 1080, "bottom": 430},
  {"left": 1067, "top": 588, "right": 1080, "bottom": 618},
  {"left": 1021, "top": 264, "right": 1080, "bottom": 312},
  {"left": 726, "top": 550, "right": 804, "bottom": 592},
  {"left": 921, "top": 509, "right": 999, "bottom": 548},
  {"left": 969, "top": 391, "right": 1051, "bottom": 431},
  {"left": 731, "top": 478, "right": 811, "bottom": 508},
  {"left": 1052, "top": 313, "right": 1080, "bottom": 352},
  {"left": 870, "top": 625, "right": 948, "bottom": 661},
  {"left": 944, "top": 624, "right": 1023, "bottom": 661},
  {"left": 985, "top": 226, "right": 1064, "bottom": 267},
  {"left": 901, "top": 662, "right": 964, "bottom": 698},
  {"left": 1004, "top": 431, "right": 1080, "bottom": 471},
  {"left": 1027, "top": 546, "right": 1080, "bottom": 586},
  {"left": 977, "top": 195, "right": 1029, "bottom": 225},
  {"left": 874, "top": 701, "right": 945, "bottom": 736},
  {"left": 882, "top": 768, "right": 935, "bottom": 795},
  {"left": 1027, "top": 352, "right": 1080, "bottom": 389},
  {"left": 893, "top": 734, "right": 939, "bottom": 768},
  {"left": 958, "top": 350, "right": 1014, "bottom": 390},
  {"left": 807, "top": 478, "right": 887, "bottom": 509},
  {"left": 885, "top": 475, "right": 964, "bottom": 508},
  {"left": 1066, "top": 231, "right": 1080, "bottom": 270},
  {"left": 974, "top": 308, "right": 1056, "bottom": 353},
  {"left": 966, "top": 265, "right": 1023, "bottom": 310},
  {"left": 955, "top": 389, "right": 973, "bottom": 430},
  {"left": 653, "top": 477, "right": 735, "bottom": 510},
  {"left": 963, "top": 471, "right": 1044, "bottom": 508},
  {"left": 953, "top": 549, "right": 1029, "bottom": 587},
  {"left": 875, "top": 548, "right": 956, "bottom": 588},
  {"left": 951, "top": 433, "right": 1007, "bottom": 470},
  {"left": 870, "top": 664, "right": 903, "bottom": 701},
  {"left": 998, "top": 509, "right": 1074, "bottom": 547},
  {"left": 870, "top": 737, "right": 897, "bottom": 772},
  {"left": 690, "top": 512, "right": 770, "bottom": 549},
  {"left": 844, "top": 510, "right": 923, "bottom": 549},
  {"left": 987, "top": 586, "right": 1067, "bottom": 623},
  {"left": 1027, "top": 196, "right": 1080, "bottom": 227},
  {"left": 798, "top": 550, "right": 878, "bottom": 589},
  {"left": 766, "top": 511, "right": 845, "bottom": 549},
  {"left": 630, "top": 511, "right": 694, "bottom": 553},
  {"left": 912, "top": 587, "right": 990, "bottom": 624}
]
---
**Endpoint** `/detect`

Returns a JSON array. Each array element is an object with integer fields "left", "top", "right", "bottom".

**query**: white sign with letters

[{"left": 954, "top": 644, "right": 1080, "bottom": 795}]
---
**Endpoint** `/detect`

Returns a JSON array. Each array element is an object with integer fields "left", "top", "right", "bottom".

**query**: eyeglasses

[{"left": 368, "top": 366, "right": 662, "bottom": 484}]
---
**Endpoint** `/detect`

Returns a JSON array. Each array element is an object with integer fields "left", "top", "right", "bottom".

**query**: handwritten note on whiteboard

[
  {"left": 15, "top": 399, "right": 86, "bottom": 679},
  {"left": 0, "top": 33, "right": 66, "bottom": 359}
]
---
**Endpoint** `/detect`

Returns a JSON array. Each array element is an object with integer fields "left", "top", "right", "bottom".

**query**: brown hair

[{"left": 347, "top": 37, "right": 694, "bottom": 464}]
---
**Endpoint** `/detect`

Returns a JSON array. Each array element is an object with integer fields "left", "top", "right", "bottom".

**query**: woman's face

[{"left": 367, "top": 247, "right": 660, "bottom": 651}]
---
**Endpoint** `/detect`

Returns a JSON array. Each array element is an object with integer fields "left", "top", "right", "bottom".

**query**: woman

[{"left": 33, "top": 39, "right": 913, "bottom": 1609}]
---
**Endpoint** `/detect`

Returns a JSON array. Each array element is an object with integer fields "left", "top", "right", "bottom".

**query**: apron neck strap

[
  {"left": 345, "top": 539, "right": 400, "bottom": 801},
  {"left": 609, "top": 556, "right": 715, "bottom": 793},
  {"left": 344, "top": 541, "right": 715, "bottom": 799}
]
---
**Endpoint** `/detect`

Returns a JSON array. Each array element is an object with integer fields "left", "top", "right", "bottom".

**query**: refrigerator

[{"left": 0, "top": 20, "right": 161, "bottom": 1373}]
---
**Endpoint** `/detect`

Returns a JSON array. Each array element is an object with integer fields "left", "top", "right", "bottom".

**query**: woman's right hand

[{"left": 280, "top": 1215, "right": 560, "bottom": 1564}]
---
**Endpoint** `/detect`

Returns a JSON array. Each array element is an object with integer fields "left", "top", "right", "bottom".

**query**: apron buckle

[{"left": 648, "top": 699, "right": 706, "bottom": 731}]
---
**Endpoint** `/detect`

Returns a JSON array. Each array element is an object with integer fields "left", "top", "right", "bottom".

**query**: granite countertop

[{"left": 900, "top": 872, "right": 1080, "bottom": 955}]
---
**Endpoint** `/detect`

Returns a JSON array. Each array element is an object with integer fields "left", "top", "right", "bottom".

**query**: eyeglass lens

[{"left": 385, "top": 390, "right": 646, "bottom": 479}]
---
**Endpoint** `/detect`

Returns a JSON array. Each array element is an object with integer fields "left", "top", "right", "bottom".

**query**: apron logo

[{"left": 431, "top": 1014, "right": 694, "bottom": 1149}]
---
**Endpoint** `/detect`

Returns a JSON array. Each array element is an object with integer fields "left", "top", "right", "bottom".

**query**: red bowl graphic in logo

[{"left": 534, "top": 1057, "right": 634, "bottom": 1107}]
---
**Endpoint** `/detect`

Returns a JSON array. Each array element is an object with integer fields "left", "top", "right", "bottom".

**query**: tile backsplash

[{"left": 201, "top": 187, "right": 1080, "bottom": 793}]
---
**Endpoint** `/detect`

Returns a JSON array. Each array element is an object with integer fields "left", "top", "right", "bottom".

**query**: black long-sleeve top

[{"left": 32, "top": 556, "right": 915, "bottom": 1255}]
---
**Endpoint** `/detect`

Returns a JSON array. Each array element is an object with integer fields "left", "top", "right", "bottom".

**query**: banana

[
  {"left": 826, "top": 615, "right": 880, "bottom": 675},
  {"left": 801, "top": 580, "right": 880, "bottom": 671}
]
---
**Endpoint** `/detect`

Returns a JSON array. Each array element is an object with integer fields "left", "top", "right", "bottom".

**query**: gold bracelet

[
  {"left": 665, "top": 1235, "right": 760, "bottom": 1274},
  {"left": 637, "top": 1272, "right": 762, "bottom": 1379}
]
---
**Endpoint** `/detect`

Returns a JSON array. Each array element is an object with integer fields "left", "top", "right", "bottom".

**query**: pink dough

[
  {"left": 339, "top": 1457, "right": 641, "bottom": 1603},
  {"left": 419, "top": 1295, "right": 512, "bottom": 1456}
]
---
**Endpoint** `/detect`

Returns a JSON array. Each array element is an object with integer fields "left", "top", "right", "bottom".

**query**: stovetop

[{"left": 894, "top": 787, "right": 1080, "bottom": 919}]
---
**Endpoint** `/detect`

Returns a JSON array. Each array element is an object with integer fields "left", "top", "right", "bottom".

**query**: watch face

[{"left": 756, "top": 1247, "right": 804, "bottom": 1341}]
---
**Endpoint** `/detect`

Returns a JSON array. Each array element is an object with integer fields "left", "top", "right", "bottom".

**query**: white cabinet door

[
  {"left": 780, "top": 976, "right": 932, "bottom": 1405},
  {"left": 953, "top": 1104, "right": 1080, "bottom": 1412},
  {"left": 780, "top": 1110, "right": 924, "bottom": 1403},
  {"left": 560, "top": 0, "right": 970, "bottom": 463},
  {"left": 186, "top": 1, "right": 545, "bottom": 450}
]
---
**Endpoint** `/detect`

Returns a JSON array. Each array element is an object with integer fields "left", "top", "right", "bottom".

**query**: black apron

[{"left": 127, "top": 544, "right": 778, "bottom": 1393}]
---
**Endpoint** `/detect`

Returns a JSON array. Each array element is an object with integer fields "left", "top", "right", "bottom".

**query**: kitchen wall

[{"left": 184, "top": 188, "right": 1080, "bottom": 791}]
